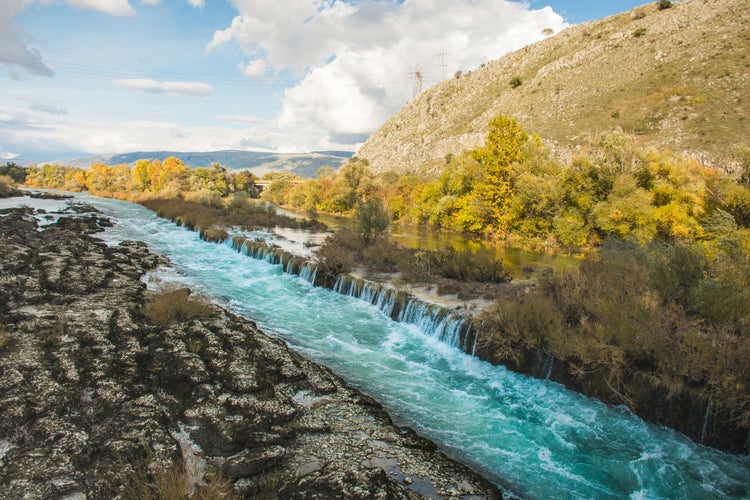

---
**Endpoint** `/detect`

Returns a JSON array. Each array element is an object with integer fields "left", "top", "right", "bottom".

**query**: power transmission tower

[
  {"left": 410, "top": 64, "right": 423, "bottom": 99},
  {"left": 434, "top": 49, "right": 447, "bottom": 81}
]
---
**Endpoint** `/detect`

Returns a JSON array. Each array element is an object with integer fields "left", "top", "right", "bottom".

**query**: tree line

[
  {"left": 266, "top": 115, "right": 750, "bottom": 252},
  {"left": 2, "top": 157, "right": 259, "bottom": 202}
]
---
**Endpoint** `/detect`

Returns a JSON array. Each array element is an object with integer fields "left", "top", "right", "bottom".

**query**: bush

[
  {"left": 315, "top": 230, "right": 360, "bottom": 277},
  {"left": 397, "top": 248, "right": 510, "bottom": 284},
  {"left": 355, "top": 197, "right": 390, "bottom": 243},
  {"left": 657, "top": 0, "right": 672, "bottom": 10},
  {"left": 124, "top": 455, "right": 237, "bottom": 500},
  {"left": 0, "top": 175, "right": 19, "bottom": 198},
  {"left": 143, "top": 287, "right": 214, "bottom": 326},
  {"left": 509, "top": 76, "right": 523, "bottom": 88},
  {"left": 479, "top": 236, "right": 750, "bottom": 418}
]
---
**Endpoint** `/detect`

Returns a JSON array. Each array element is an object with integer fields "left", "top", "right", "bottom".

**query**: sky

[{"left": 0, "top": 0, "right": 650, "bottom": 163}]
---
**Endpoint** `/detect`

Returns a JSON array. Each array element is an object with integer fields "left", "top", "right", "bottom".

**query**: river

[{"left": 5, "top": 193, "right": 749, "bottom": 499}]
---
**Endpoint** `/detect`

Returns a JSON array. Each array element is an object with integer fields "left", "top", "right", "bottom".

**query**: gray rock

[{"left": 0, "top": 207, "right": 505, "bottom": 499}]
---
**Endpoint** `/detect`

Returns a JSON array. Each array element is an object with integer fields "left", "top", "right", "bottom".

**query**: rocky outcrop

[
  {"left": 357, "top": 0, "right": 750, "bottom": 177},
  {"left": 0, "top": 206, "right": 503, "bottom": 499}
]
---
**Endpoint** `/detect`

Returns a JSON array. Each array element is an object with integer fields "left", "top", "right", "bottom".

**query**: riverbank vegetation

[
  {"left": 7, "top": 112, "right": 750, "bottom": 449},
  {"left": 259, "top": 115, "right": 750, "bottom": 443},
  {"left": 140, "top": 196, "right": 327, "bottom": 242},
  {"left": 265, "top": 116, "right": 750, "bottom": 253},
  {"left": 477, "top": 238, "right": 750, "bottom": 434}
]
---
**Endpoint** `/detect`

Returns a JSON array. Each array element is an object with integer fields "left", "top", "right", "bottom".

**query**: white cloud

[
  {"left": 20, "top": 98, "right": 68, "bottom": 116},
  {"left": 0, "top": 0, "right": 54, "bottom": 78},
  {"left": 140, "top": 0, "right": 204, "bottom": 6},
  {"left": 210, "top": 0, "right": 567, "bottom": 151},
  {"left": 217, "top": 114, "right": 264, "bottom": 125},
  {"left": 111, "top": 78, "right": 214, "bottom": 96},
  {"left": 239, "top": 59, "right": 267, "bottom": 78},
  {"left": 1, "top": 150, "right": 19, "bottom": 161},
  {"left": 0, "top": 114, "right": 251, "bottom": 157},
  {"left": 37, "top": 0, "right": 137, "bottom": 16}
]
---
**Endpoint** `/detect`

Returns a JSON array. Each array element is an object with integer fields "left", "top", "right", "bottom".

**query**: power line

[
  {"left": 409, "top": 63, "right": 423, "bottom": 99},
  {"left": 434, "top": 48, "right": 447, "bottom": 81}
]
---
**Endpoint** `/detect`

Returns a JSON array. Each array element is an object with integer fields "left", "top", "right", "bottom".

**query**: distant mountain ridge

[
  {"left": 357, "top": 0, "right": 750, "bottom": 177},
  {"left": 46, "top": 150, "right": 353, "bottom": 178}
]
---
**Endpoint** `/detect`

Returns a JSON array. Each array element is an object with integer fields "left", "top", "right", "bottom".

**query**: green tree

[{"left": 355, "top": 197, "right": 390, "bottom": 243}]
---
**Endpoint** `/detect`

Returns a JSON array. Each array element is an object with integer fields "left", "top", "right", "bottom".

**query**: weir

[
  {"left": 222, "top": 232, "right": 748, "bottom": 455},
  {"left": 72, "top": 194, "right": 749, "bottom": 499},
  {"left": 227, "top": 235, "right": 481, "bottom": 354}
]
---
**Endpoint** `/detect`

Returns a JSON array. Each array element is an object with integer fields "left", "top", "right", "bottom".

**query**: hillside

[
  {"left": 48, "top": 150, "right": 352, "bottom": 178},
  {"left": 357, "top": 0, "right": 750, "bottom": 177}
]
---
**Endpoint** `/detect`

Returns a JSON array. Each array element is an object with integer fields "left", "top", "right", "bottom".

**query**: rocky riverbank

[{"left": 0, "top": 205, "right": 503, "bottom": 499}]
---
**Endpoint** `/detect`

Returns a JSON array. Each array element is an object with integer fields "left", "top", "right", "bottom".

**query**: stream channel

[{"left": 6, "top": 193, "right": 749, "bottom": 499}]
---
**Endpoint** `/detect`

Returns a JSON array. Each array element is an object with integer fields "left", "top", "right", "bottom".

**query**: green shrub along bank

[
  {"left": 476, "top": 237, "right": 750, "bottom": 451},
  {"left": 314, "top": 229, "right": 510, "bottom": 297},
  {"left": 140, "top": 196, "right": 326, "bottom": 239}
]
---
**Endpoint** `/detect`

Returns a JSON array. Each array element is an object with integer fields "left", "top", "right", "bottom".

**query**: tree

[
  {"left": 332, "top": 158, "right": 375, "bottom": 212},
  {"left": 355, "top": 197, "right": 390, "bottom": 243},
  {"left": 132, "top": 159, "right": 151, "bottom": 190},
  {"left": 469, "top": 114, "right": 529, "bottom": 233}
]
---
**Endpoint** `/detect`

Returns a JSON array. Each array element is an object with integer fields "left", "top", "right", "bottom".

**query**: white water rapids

[{"left": 8, "top": 193, "right": 749, "bottom": 499}]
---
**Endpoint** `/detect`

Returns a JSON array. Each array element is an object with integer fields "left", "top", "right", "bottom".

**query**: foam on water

[{"left": 26, "top": 193, "right": 749, "bottom": 499}]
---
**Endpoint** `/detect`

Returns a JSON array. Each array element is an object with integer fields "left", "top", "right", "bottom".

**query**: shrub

[
  {"left": 397, "top": 248, "right": 509, "bottom": 284},
  {"left": 633, "top": 28, "right": 647, "bottom": 38},
  {"left": 143, "top": 287, "right": 214, "bottom": 326},
  {"left": 0, "top": 175, "right": 19, "bottom": 198},
  {"left": 124, "top": 455, "right": 237, "bottom": 499},
  {"left": 509, "top": 76, "right": 523, "bottom": 88},
  {"left": 315, "top": 230, "right": 360, "bottom": 277},
  {"left": 355, "top": 197, "right": 390, "bottom": 243},
  {"left": 657, "top": 0, "right": 672, "bottom": 10}
]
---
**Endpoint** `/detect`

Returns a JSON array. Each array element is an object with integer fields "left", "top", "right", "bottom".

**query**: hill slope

[
  {"left": 357, "top": 0, "right": 750, "bottom": 177},
  {"left": 57, "top": 150, "right": 352, "bottom": 178}
]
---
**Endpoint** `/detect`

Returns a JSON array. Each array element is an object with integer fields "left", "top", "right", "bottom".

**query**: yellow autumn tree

[{"left": 468, "top": 114, "right": 529, "bottom": 234}]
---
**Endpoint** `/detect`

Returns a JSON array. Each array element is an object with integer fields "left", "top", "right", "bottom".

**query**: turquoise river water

[{"left": 17, "top": 194, "right": 750, "bottom": 499}]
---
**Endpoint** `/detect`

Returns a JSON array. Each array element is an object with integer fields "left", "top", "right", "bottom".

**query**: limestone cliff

[{"left": 357, "top": 0, "right": 750, "bottom": 178}]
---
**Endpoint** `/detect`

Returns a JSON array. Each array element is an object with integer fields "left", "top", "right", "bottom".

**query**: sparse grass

[
  {"left": 124, "top": 455, "right": 237, "bottom": 500},
  {"left": 251, "top": 470, "right": 283, "bottom": 500},
  {"left": 186, "top": 338, "right": 203, "bottom": 354},
  {"left": 0, "top": 329, "right": 13, "bottom": 351},
  {"left": 144, "top": 287, "right": 214, "bottom": 326}
]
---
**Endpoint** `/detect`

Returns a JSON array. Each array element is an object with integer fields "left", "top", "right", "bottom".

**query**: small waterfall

[
  {"left": 701, "top": 401, "right": 712, "bottom": 442},
  {"left": 226, "top": 235, "right": 479, "bottom": 352},
  {"left": 531, "top": 349, "right": 555, "bottom": 380}
]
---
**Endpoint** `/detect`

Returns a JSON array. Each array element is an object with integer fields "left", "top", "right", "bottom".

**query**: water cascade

[
  {"left": 228, "top": 235, "right": 480, "bottom": 354},
  {"left": 70, "top": 194, "right": 749, "bottom": 499}
]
